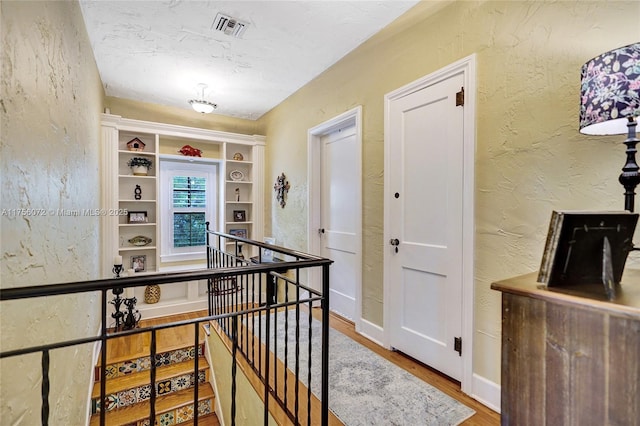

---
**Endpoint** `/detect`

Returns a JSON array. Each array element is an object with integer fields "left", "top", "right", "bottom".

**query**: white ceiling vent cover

[{"left": 213, "top": 13, "right": 248, "bottom": 38}]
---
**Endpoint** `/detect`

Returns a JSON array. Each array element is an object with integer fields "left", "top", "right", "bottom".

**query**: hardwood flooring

[
  {"left": 322, "top": 310, "right": 500, "bottom": 426},
  {"left": 97, "top": 312, "right": 219, "bottom": 426},
  {"left": 123, "top": 309, "right": 499, "bottom": 425},
  {"left": 101, "top": 311, "right": 208, "bottom": 365}
]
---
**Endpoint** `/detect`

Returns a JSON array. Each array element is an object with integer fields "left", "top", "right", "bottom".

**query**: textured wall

[
  {"left": 258, "top": 0, "right": 640, "bottom": 386},
  {"left": 105, "top": 96, "right": 263, "bottom": 136},
  {"left": 208, "top": 331, "right": 277, "bottom": 425},
  {"left": 1, "top": 1, "right": 104, "bottom": 423}
]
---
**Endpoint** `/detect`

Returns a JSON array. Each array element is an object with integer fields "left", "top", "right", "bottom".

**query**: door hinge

[
  {"left": 454, "top": 336, "right": 462, "bottom": 356},
  {"left": 456, "top": 87, "right": 464, "bottom": 107}
]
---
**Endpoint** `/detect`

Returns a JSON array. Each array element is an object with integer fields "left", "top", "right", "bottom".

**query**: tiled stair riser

[
  {"left": 92, "top": 371, "right": 207, "bottom": 414},
  {"left": 119, "top": 398, "right": 214, "bottom": 426},
  {"left": 94, "top": 344, "right": 205, "bottom": 382}
]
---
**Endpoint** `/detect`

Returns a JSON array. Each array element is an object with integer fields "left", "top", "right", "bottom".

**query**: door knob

[
  {"left": 319, "top": 228, "right": 325, "bottom": 234},
  {"left": 389, "top": 238, "right": 399, "bottom": 246}
]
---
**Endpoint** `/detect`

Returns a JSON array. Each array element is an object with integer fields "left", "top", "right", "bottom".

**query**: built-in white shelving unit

[{"left": 100, "top": 113, "right": 265, "bottom": 318}]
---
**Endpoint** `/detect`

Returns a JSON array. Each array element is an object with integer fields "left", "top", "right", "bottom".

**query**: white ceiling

[{"left": 79, "top": 0, "right": 420, "bottom": 120}]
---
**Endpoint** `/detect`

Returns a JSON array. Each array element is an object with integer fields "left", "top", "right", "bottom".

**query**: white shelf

[
  {"left": 102, "top": 113, "right": 265, "bottom": 279},
  {"left": 118, "top": 150, "right": 155, "bottom": 156},
  {"left": 117, "top": 135, "right": 158, "bottom": 273},
  {"left": 226, "top": 159, "right": 253, "bottom": 165},
  {"left": 120, "top": 246, "right": 157, "bottom": 251},
  {"left": 119, "top": 174, "right": 156, "bottom": 179},
  {"left": 159, "top": 153, "right": 220, "bottom": 164}
]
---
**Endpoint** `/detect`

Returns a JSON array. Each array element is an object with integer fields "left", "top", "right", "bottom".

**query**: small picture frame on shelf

[
  {"left": 233, "top": 210, "right": 246, "bottom": 222},
  {"left": 229, "top": 229, "right": 248, "bottom": 239},
  {"left": 128, "top": 211, "right": 148, "bottom": 223},
  {"left": 131, "top": 255, "right": 146, "bottom": 272}
]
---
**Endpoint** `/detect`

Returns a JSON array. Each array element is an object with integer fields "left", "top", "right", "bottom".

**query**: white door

[
  {"left": 320, "top": 125, "right": 358, "bottom": 320},
  {"left": 386, "top": 72, "right": 465, "bottom": 380}
]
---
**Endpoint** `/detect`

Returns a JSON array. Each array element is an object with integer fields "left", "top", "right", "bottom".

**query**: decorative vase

[
  {"left": 131, "top": 165, "right": 149, "bottom": 176},
  {"left": 144, "top": 284, "right": 161, "bottom": 304}
]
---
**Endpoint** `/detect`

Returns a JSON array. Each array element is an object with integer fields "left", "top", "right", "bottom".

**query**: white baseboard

[
  {"left": 138, "top": 299, "right": 208, "bottom": 319},
  {"left": 356, "top": 317, "right": 385, "bottom": 347},
  {"left": 471, "top": 373, "right": 501, "bottom": 414}
]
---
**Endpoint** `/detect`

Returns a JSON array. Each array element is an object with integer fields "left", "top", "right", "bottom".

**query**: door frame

[
  {"left": 308, "top": 106, "right": 363, "bottom": 329},
  {"left": 383, "top": 54, "right": 476, "bottom": 393}
]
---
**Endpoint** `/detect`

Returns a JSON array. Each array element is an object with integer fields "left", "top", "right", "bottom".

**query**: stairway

[{"left": 89, "top": 312, "right": 219, "bottom": 426}]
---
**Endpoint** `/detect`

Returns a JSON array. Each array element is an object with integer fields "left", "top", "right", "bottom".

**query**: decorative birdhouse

[{"left": 126, "top": 137, "right": 146, "bottom": 152}]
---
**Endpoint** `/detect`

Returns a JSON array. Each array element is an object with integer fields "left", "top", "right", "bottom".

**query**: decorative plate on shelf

[
  {"left": 128, "top": 235, "right": 152, "bottom": 246},
  {"left": 229, "top": 170, "right": 244, "bottom": 181}
]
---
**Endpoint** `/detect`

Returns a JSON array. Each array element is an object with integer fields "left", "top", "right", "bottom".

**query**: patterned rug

[{"left": 256, "top": 310, "right": 475, "bottom": 426}]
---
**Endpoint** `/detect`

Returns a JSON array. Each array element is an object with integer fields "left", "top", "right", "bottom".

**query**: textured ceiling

[{"left": 79, "top": 0, "right": 420, "bottom": 120}]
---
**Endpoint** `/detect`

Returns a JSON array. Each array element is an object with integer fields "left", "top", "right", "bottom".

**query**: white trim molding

[
  {"left": 472, "top": 374, "right": 501, "bottom": 414},
  {"left": 383, "top": 54, "right": 477, "bottom": 395},
  {"left": 307, "top": 106, "right": 363, "bottom": 328}
]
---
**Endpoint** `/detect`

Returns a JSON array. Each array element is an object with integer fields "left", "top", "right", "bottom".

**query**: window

[
  {"left": 172, "top": 176, "right": 206, "bottom": 247},
  {"left": 160, "top": 160, "right": 218, "bottom": 262}
]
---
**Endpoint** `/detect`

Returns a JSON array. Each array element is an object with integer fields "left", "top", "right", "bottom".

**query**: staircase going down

[{"left": 89, "top": 312, "right": 219, "bottom": 426}]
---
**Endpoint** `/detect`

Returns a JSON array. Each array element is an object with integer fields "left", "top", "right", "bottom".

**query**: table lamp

[{"left": 579, "top": 42, "right": 640, "bottom": 211}]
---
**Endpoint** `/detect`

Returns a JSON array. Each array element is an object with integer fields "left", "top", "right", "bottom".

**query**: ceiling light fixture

[{"left": 189, "top": 83, "right": 217, "bottom": 114}]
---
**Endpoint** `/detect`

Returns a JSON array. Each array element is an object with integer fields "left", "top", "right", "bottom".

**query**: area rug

[{"left": 254, "top": 310, "right": 475, "bottom": 426}]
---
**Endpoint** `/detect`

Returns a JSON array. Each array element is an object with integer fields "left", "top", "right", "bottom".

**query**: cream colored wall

[
  {"left": 1, "top": 1, "right": 104, "bottom": 424},
  {"left": 159, "top": 137, "right": 221, "bottom": 159},
  {"left": 3, "top": 2, "right": 637, "bottom": 418},
  {"left": 258, "top": 0, "right": 640, "bottom": 386},
  {"left": 106, "top": 96, "right": 263, "bottom": 136},
  {"left": 208, "top": 330, "right": 277, "bottom": 425}
]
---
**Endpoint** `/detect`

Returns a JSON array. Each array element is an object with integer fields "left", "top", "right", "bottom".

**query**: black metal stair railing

[
  {"left": 0, "top": 229, "right": 331, "bottom": 426},
  {"left": 206, "top": 226, "right": 332, "bottom": 426}
]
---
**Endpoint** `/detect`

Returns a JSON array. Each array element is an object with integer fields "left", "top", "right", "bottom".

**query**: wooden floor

[
  {"left": 102, "top": 311, "right": 208, "bottom": 365},
  {"left": 321, "top": 310, "right": 500, "bottom": 426},
  {"left": 100, "top": 311, "right": 220, "bottom": 426},
  {"left": 130, "top": 310, "right": 499, "bottom": 425}
]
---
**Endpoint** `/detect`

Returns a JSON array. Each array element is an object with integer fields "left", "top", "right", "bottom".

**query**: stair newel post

[
  {"left": 263, "top": 303, "right": 271, "bottom": 426},
  {"left": 41, "top": 349, "right": 50, "bottom": 426},
  {"left": 100, "top": 288, "right": 108, "bottom": 426},
  {"left": 306, "top": 271, "right": 313, "bottom": 426},
  {"left": 231, "top": 314, "right": 238, "bottom": 426},
  {"left": 321, "top": 263, "right": 330, "bottom": 426},
  {"left": 149, "top": 329, "right": 157, "bottom": 423},
  {"left": 206, "top": 222, "right": 211, "bottom": 317},
  {"left": 193, "top": 322, "right": 200, "bottom": 425}
]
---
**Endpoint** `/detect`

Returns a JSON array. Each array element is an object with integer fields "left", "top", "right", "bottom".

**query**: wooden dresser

[{"left": 491, "top": 270, "right": 640, "bottom": 425}]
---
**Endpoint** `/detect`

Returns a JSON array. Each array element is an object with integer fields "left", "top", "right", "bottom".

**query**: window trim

[{"left": 159, "top": 158, "right": 219, "bottom": 263}]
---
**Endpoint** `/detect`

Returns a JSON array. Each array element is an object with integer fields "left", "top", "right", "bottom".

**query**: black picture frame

[
  {"left": 538, "top": 210, "right": 638, "bottom": 287},
  {"left": 128, "top": 211, "right": 148, "bottom": 223},
  {"left": 233, "top": 210, "right": 246, "bottom": 222}
]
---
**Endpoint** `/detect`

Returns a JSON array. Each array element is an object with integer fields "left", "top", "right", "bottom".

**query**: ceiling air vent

[{"left": 213, "top": 13, "right": 248, "bottom": 38}]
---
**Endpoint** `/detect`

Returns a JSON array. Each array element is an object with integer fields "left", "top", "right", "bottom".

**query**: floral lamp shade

[{"left": 580, "top": 42, "right": 640, "bottom": 135}]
